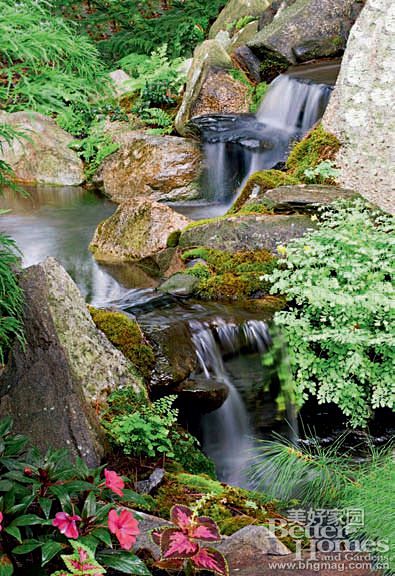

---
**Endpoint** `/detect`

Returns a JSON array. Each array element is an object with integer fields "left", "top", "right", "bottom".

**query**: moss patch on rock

[
  {"left": 230, "top": 169, "right": 299, "bottom": 213},
  {"left": 89, "top": 307, "right": 155, "bottom": 382},
  {"left": 151, "top": 471, "right": 304, "bottom": 550},
  {"left": 286, "top": 124, "right": 341, "bottom": 181},
  {"left": 182, "top": 247, "right": 277, "bottom": 301}
]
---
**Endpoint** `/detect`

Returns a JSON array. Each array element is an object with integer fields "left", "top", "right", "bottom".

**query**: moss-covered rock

[
  {"left": 181, "top": 247, "right": 276, "bottom": 301},
  {"left": 286, "top": 124, "right": 341, "bottom": 181},
  {"left": 230, "top": 169, "right": 299, "bottom": 213},
  {"left": 151, "top": 471, "right": 302, "bottom": 546},
  {"left": 89, "top": 307, "right": 155, "bottom": 382}
]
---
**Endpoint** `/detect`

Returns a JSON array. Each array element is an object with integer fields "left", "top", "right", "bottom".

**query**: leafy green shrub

[
  {"left": 267, "top": 199, "right": 395, "bottom": 427},
  {"left": 249, "top": 434, "right": 394, "bottom": 573},
  {"left": 69, "top": 123, "right": 119, "bottom": 180},
  {"left": 0, "top": 231, "right": 25, "bottom": 365},
  {"left": 303, "top": 160, "right": 340, "bottom": 184},
  {"left": 105, "top": 395, "right": 179, "bottom": 459},
  {"left": 0, "top": 418, "right": 150, "bottom": 575},
  {"left": 53, "top": 0, "right": 227, "bottom": 61},
  {"left": 0, "top": 0, "right": 105, "bottom": 118}
]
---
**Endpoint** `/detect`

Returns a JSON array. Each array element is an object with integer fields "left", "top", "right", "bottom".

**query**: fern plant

[{"left": 0, "top": 0, "right": 106, "bottom": 117}]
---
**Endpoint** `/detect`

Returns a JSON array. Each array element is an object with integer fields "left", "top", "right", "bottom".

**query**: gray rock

[
  {"left": 179, "top": 214, "right": 315, "bottom": 253},
  {"left": 0, "top": 258, "right": 145, "bottom": 466},
  {"left": 248, "top": 0, "right": 364, "bottom": 69},
  {"left": 323, "top": 0, "right": 395, "bottom": 215},
  {"left": 172, "top": 377, "right": 229, "bottom": 413},
  {"left": 209, "top": 0, "right": 271, "bottom": 38},
  {"left": 109, "top": 69, "right": 132, "bottom": 96},
  {"left": 144, "top": 321, "right": 198, "bottom": 389},
  {"left": 135, "top": 468, "right": 165, "bottom": 495},
  {"left": 133, "top": 511, "right": 171, "bottom": 561},
  {"left": 0, "top": 111, "right": 84, "bottom": 185},
  {"left": 175, "top": 40, "right": 250, "bottom": 136},
  {"left": 246, "top": 184, "right": 360, "bottom": 213},
  {"left": 217, "top": 525, "right": 291, "bottom": 559},
  {"left": 158, "top": 273, "right": 199, "bottom": 297},
  {"left": 232, "top": 46, "right": 262, "bottom": 83},
  {"left": 93, "top": 129, "right": 202, "bottom": 203}
]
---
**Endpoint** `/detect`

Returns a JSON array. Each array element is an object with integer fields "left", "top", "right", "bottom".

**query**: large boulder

[
  {"left": 93, "top": 130, "right": 202, "bottom": 203},
  {"left": 323, "top": 0, "right": 395, "bottom": 215},
  {"left": 175, "top": 41, "right": 250, "bottom": 136},
  {"left": 179, "top": 214, "right": 314, "bottom": 253},
  {"left": 0, "top": 111, "right": 84, "bottom": 185},
  {"left": 89, "top": 199, "right": 190, "bottom": 263},
  {"left": 0, "top": 258, "right": 145, "bottom": 466},
  {"left": 209, "top": 0, "right": 271, "bottom": 39},
  {"left": 248, "top": 0, "right": 365, "bottom": 72}
]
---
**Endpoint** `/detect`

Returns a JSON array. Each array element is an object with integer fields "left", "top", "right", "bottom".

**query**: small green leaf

[
  {"left": 12, "top": 540, "right": 43, "bottom": 554},
  {"left": 38, "top": 497, "right": 52, "bottom": 519},
  {"left": 41, "top": 540, "right": 64, "bottom": 566},
  {"left": 10, "top": 514, "right": 45, "bottom": 527},
  {"left": 98, "top": 551, "right": 152, "bottom": 575},
  {"left": 92, "top": 527, "right": 112, "bottom": 547},
  {"left": 4, "top": 526, "right": 22, "bottom": 543}
]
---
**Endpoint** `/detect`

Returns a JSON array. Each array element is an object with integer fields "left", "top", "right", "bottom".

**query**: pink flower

[
  {"left": 52, "top": 512, "right": 81, "bottom": 539},
  {"left": 104, "top": 469, "right": 124, "bottom": 497},
  {"left": 0, "top": 511, "right": 3, "bottom": 531},
  {"left": 108, "top": 509, "right": 139, "bottom": 551}
]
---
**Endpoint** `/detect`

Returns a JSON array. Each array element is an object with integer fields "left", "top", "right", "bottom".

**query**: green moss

[
  {"left": 181, "top": 247, "right": 276, "bottom": 302},
  {"left": 166, "top": 230, "right": 181, "bottom": 248},
  {"left": 152, "top": 471, "right": 301, "bottom": 542},
  {"left": 230, "top": 169, "right": 299, "bottom": 213},
  {"left": 258, "top": 48, "right": 290, "bottom": 82},
  {"left": 229, "top": 67, "right": 253, "bottom": 88},
  {"left": 237, "top": 203, "right": 272, "bottom": 215},
  {"left": 249, "top": 82, "right": 269, "bottom": 113},
  {"left": 183, "top": 215, "right": 229, "bottom": 231},
  {"left": 286, "top": 124, "right": 341, "bottom": 182},
  {"left": 89, "top": 307, "right": 155, "bottom": 381}
]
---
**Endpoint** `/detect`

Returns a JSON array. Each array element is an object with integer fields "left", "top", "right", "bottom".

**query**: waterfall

[
  {"left": 190, "top": 318, "right": 271, "bottom": 487},
  {"left": 190, "top": 71, "right": 333, "bottom": 209},
  {"left": 256, "top": 74, "right": 332, "bottom": 133}
]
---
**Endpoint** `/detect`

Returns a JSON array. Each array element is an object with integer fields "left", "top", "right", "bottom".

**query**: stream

[{"left": 0, "top": 61, "right": 352, "bottom": 487}]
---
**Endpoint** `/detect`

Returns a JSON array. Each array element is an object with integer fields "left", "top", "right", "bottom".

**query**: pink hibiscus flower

[
  {"left": 0, "top": 511, "right": 3, "bottom": 531},
  {"left": 104, "top": 469, "right": 125, "bottom": 497},
  {"left": 108, "top": 509, "right": 139, "bottom": 551},
  {"left": 52, "top": 512, "right": 81, "bottom": 539}
]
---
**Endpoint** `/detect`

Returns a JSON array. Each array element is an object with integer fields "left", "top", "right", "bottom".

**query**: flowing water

[
  {"left": 0, "top": 61, "right": 351, "bottom": 486},
  {"left": 174, "top": 63, "right": 337, "bottom": 220}
]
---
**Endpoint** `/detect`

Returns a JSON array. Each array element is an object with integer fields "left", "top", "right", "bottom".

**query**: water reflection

[{"left": 0, "top": 185, "right": 156, "bottom": 302}]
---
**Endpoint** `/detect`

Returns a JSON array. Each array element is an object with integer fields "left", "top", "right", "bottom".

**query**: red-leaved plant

[{"left": 152, "top": 505, "right": 229, "bottom": 576}]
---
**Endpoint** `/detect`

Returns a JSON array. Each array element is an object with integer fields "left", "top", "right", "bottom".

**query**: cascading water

[
  {"left": 190, "top": 318, "right": 271, "bottom": 487},
  {"left": 188, "top": 71, "right": 334, "bottom": 213}
]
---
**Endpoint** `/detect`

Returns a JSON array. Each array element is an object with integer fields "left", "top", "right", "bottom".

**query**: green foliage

[
  {"left": 340, "top": 448, "right": 395, "bottom": 574},
  {"left": 120, "top": 45, "right": 185, "bottom": 105},
  {"left": 303, "top": 160, "right": 341, "bottom": 183},
  {"left": 106, "top": 395, "right": 179, "bottom": 459},
  {"left": 0, "top": 232, "right": 25, "bottom": 365},
  {"left": 249, "top": 433, "right": 353, "bottom": 507},
  {"left": 249, "top": 434, "right": 394, "bottom": 572},
  {"left": 267, "top": 199, "right": 395, "bottom": 427},
  {"left": 69, "top": 123, "right": 119, "bottom": 181},
  {"left": 0, "top": 0, "right": 105, "bottom": 118},
  {"left": 0, "top": 418, "right": 150, "bottom": 575},
  {"left": 89, "top": 307, "right": 155, "bottom": 382},
  {"left": 139, "top": 108, "right": 174, "bottom": 135},
  {"left": 286, "top": 124, "right": 341, "bottom": 182},
  {"left": 53, "top": 0, "right": 226, "bottom": 62},
  {"left": 56, "top": 101, "right": 128, "bottom": 138},
  {"left": 249, "top": 82, "right": 269, "bottom": 113},
  {"left": 170, "top": 431, "right": 216, "bottom": 478},
  {"left": 228, "top": 68, "right": 252, "bottom": 88},
  {"left": 181, "top": 247, "right": 276, "bottom": 301}
]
